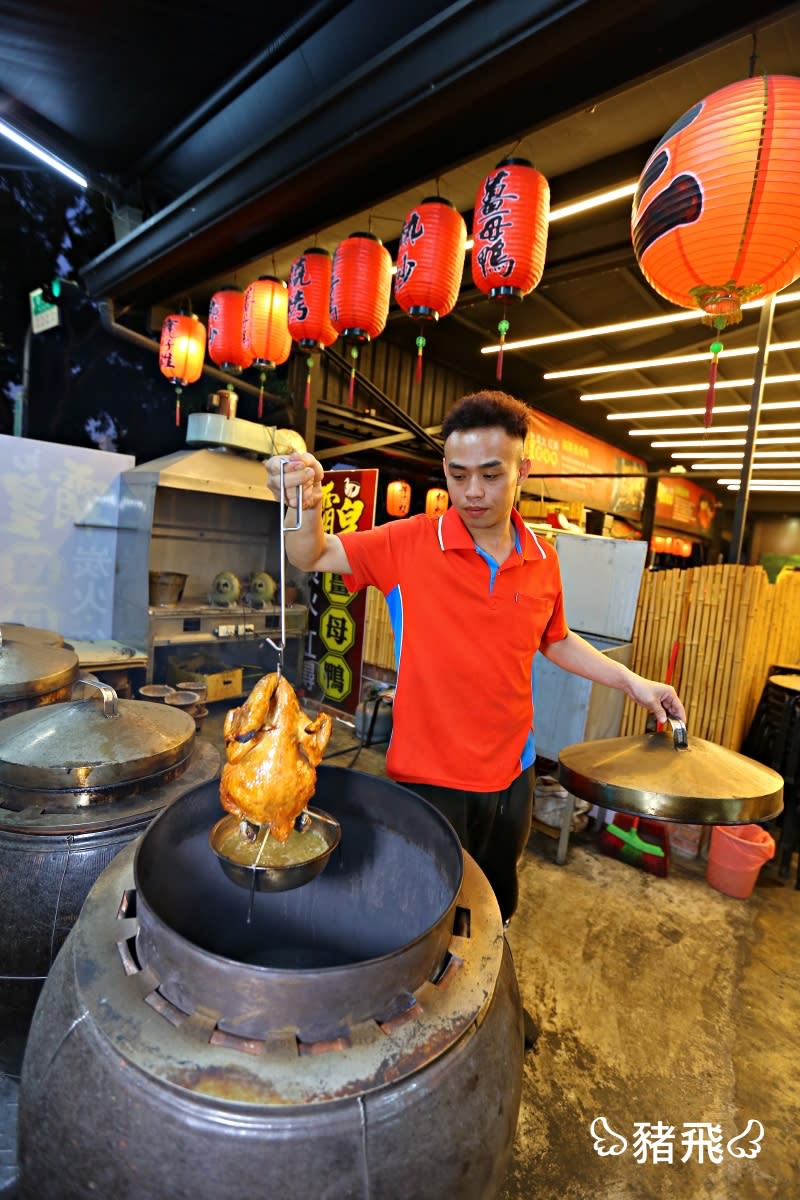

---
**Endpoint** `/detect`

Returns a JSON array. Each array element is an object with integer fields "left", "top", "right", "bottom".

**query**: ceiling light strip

[
  {"left": 581, "top": 373, "right": 800, "bottom": 401},
  {"left": 653, "top": 436, "right": 800, "bottom": 447},
  {"left": 0, "top": 119, "right": 88, "bottom": 189},
  {"left": 726, "top": 482, "right": 800, "bottom": 491},
  {"left": 543, "top": 340, "right": 800, "bottom": 379},
  {"left": 693, "top": 462, "right": 800, "bottom": 471},
  {"left": 607, "top": 400, "right": 800, "bottom": 421},
  {"left": 481, "top": 289, "right": 800, "bottom": 354},
  {"left": 630, "top": 421, "right": 800, "bottom": 437},
  {"left": 671, "top": 450, "right": 800, "bottom": 459},
  {"left": 719, "top": 478, "right": 800, "bottom": 487}
]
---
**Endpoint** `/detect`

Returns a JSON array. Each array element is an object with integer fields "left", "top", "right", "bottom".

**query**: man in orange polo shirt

[{"left": 267, "top": 391, "right": 684, "bottom": 928}]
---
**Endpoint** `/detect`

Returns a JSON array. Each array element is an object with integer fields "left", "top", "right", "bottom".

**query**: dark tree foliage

[{"left": 0, "top": 167, "right": 290, "bottom": 461}]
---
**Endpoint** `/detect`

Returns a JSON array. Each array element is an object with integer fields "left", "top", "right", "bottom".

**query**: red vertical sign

[{"left": 301, "top": 469, "right": 378, "bottom": 714}]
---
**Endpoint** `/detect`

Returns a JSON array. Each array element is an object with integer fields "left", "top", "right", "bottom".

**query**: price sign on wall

[{"left": 301, "top": 469, "right": 378, "bottom": 714}]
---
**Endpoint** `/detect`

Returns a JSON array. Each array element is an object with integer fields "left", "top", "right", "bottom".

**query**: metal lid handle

[
  {"left": 667, "top": 716, "right": 688, "bottom": 750},
  {"left": 72, "top": 674, "right": 119, "bottom": 717}
]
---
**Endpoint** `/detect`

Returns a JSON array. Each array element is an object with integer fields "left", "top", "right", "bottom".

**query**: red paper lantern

[
  {"left": 386, "top": 479, "right": 412, "bottom": 518},
  {"left": 425, "top": 487, "right": 449, "bottom": 518},
  {"left": 330, "top": 232, "right": 392, "bottom": 404},
  {"left": 472, "top": 157, "right": 550, "bottom": 379},
  {"left": 288, "top": 249, "right": 339, "bottom": 411},
  {"left": 159, "top": 311, "right": 206, "bottom": 426},
  {"left": 288, "top": 249, "right": 338, "bottom": 350},
  {"left": 208, "top": 286, "right": 253, "bottom": 374},
  {"left": 632, "top": 75, "right": 800, "bottom": 426},
  {"left": 395, "top": 197, "right": 467, "bottom": 383}
]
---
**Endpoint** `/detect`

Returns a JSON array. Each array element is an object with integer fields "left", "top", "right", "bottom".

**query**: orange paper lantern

[
  {"left": 395, "top": 197, "right": 467, "bottom": 382},
  {"left": 472, "top": 157, "right": 550, "bottom": 379},
  {"left": 159, "top": 311, "right": 206, "bottom": 426},
  {"left": 242, "top": 276, "right": 292, "bottom": 368},
  {"left": 208, "top": 286, "right": 253, "bottom": 374},
  {"left": 242, "top": 276, "right": 292, "bottom": 418},
  {"left": 386, "top": 479, "right": 412, "bottom": 518},
  {"left": 632, "top": 75, "right": 800, "bottom": 426},
  {"left": 425, "top": 487, "right": 449, "bottom": 518},
  {"left": 288, "top": 249, "right": 339, "bottom": 411},
  {"left": 330, "top": 232, "right": 392, "bottom": 405}
]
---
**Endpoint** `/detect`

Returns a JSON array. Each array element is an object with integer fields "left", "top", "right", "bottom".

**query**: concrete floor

[
  {"left": 198, "top": 701, "right": 800, "bottom": 1200},
  {"left": 3, "top": 701, "right": 797, "bottom": 1198}
]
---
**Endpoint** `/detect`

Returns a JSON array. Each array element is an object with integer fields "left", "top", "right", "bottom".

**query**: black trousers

[{"left": 405, "top": 766, "right": 534, "bottom": 923}]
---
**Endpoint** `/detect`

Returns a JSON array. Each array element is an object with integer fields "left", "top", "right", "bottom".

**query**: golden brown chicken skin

[{"left": 220, "top": 673, "right": 332, "bottom": 840}]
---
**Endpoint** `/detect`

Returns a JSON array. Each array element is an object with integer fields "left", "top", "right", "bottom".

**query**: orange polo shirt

[{"left": 340, "top": 506, "right": 569, "bottom": 791}]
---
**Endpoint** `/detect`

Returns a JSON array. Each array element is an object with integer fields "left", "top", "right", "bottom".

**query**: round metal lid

[
  {"left": 0, "top": 639, "right": 78, "bottom": 701},
  {"left": 0, "top": 622, "right": 65, "bottom": 646},
  {"left": 558, "top": 719, "right": 784, "bottom": 825},
  {"left": 0, "top": 682, "right": 196, "bottom": 791},
  {"left": 768, "top": 672, "right": 800, "bottom": 693}
]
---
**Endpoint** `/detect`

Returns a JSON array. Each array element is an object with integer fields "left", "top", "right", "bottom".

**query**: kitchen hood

[{"left": 122, "top": 414, "right": 306, "bottom": 503}]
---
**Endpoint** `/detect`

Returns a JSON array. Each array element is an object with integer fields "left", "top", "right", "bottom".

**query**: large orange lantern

[
  {"left": 425, "top": 487, "right": 449, "bottom": 518},
  {"left": 242, "top": 276, "right": 292, "bottom": 418},
  {"left": 159, "top": 311, "right": 206, "bottom": 426},
  {"left": 394, "top": 197, "right": 466, "bottom": 382},
  {"left": 330, "top": 232, "right": 392, "bottom": 405},
  {"left": 386, "top": 479, "right": 412, "bottom": 518},
  {"left": 288, "top": 249, "right": 339, "bottom": 410},
  {"left": 472, "top": 157, "right": 549, "bottom": 379},
  {"left": 208, "top": 286, "right": 253, "bottom": 375},
  {"left": 632, "top": 75, "right": 800, "bottom": 426}
]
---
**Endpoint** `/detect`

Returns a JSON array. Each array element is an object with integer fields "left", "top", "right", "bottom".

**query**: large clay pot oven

[
  {"left": 17, "top": 768, "right": 524, "bottom": 1199},
  {"left": 0, "top": 679, "right": 219, "bottom": 1076},
  {"left": 0, "top": 634, "right": 79, "bottom": 720}
]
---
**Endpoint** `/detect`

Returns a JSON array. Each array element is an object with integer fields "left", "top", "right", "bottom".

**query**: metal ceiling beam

[{"left": 325, "top": 349, "right": 444, "bottom": 455}]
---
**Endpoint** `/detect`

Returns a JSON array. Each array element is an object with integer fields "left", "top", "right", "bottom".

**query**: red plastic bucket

[{"left": 706, "top": 824, "right": 775, "bottom": 899}]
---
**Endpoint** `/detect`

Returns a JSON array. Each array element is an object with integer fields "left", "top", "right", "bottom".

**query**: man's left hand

[{"left": 629, "top": 676, "right": 686, "bottom": 725}]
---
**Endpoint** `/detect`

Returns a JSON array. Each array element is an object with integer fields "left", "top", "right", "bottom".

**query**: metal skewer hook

[{"left": 264, "top": 457, "right": 302, "bottom": 678}]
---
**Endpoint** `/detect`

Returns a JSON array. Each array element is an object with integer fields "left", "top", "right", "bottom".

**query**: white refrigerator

[{"left": 533, "top": 532, "right": 647, "bottom": 763}]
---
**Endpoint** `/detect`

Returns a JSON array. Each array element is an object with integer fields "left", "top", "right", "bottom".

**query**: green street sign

[{"left": 29, "top": 287, "right": 60, "bottom": 334}]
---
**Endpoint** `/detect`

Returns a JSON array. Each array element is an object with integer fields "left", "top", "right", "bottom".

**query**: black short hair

[{"left": 441, "top": 390, "right": 532, "bottom": 445}]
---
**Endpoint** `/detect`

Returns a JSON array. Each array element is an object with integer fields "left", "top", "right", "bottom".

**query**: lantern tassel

[
  {"left": 258, "top": 371, "right": 266, "bottom": 420},
  {"left": 705, "top": 339, "right": 724, "bottom": 429},
  {"left": 348, "top": 346, "right": 358, "bottom": 406},
  {"left": 415, "top": 333, "right": 426, "bottom": 384},
  {"left": 174, "top": 385, "right": 182, "bottom": 428},
  {"left": 496, "top": 317, "right": 510, "bottom": 382},
  {"left": 304, "top": 356, "right": 314, "bottom": 411}
]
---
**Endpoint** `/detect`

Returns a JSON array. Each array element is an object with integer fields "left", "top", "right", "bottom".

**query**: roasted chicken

[{"left": 219, "top": 673, "right": 332, "bottom": 840}]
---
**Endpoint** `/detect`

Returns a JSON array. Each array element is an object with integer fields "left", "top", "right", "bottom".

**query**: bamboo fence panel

[
  {"left": 706, "top": 564, "right": 731, "bottom": 729},
  {"left": 714, "top": 566, "right": 747, "bottom": 746},
  {"left": 619, "top": 564, "right": 800, "bottom": 750},
  {"left": 363, "top": 587, "right": 395, "bottom": 671}
]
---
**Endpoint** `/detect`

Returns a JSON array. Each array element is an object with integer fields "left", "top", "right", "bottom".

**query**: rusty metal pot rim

[
  {"left": 0, "top": 638, "right": 79, "bottom": 700},
  {"left": 0, "top": 685, "right": 196, "bottom": 792}
]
